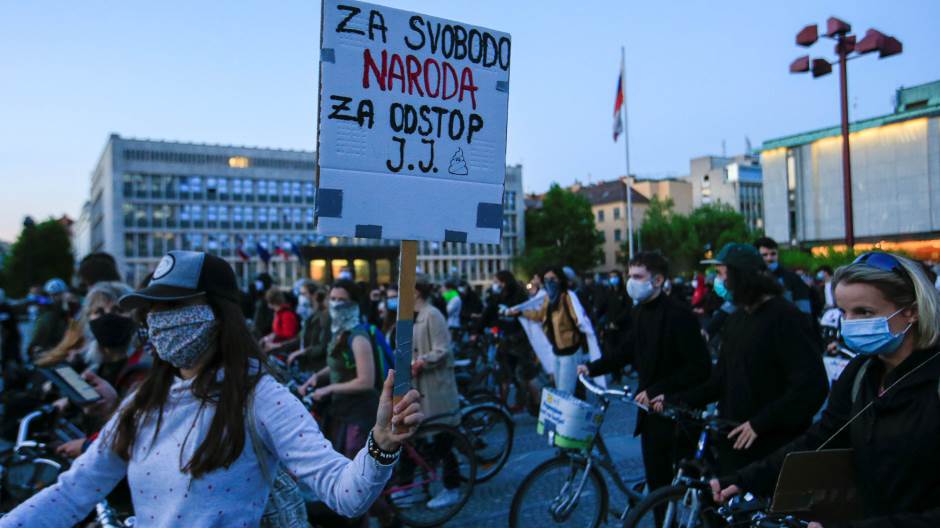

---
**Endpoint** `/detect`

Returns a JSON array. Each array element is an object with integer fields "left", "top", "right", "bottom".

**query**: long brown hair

[{"left": 108, "top": 295, "right": 267, "bottom": 478}]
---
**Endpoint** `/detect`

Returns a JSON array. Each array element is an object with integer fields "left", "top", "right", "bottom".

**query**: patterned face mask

[
  {"left": 329, "top": 300, "right": 361, "bottom": 334},
  {"left": 146, "top": 304, "right": 218, "bottom": 369}
]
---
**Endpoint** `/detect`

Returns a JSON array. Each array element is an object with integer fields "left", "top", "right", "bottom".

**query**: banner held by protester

[{"left": 315, "top": 0, "right": 511, "bottom": 402}]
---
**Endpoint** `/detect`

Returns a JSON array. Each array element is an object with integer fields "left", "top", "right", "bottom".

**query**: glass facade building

[{"left": 77, "top": 135, "right": 524, "bottom": 288}]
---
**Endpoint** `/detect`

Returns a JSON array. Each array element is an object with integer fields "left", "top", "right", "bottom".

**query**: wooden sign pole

[{"left": 392, "top": 240, "right": 418, "bottom": 410}]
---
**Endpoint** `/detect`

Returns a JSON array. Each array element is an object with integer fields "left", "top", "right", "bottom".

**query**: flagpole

[{"left": 621, "top": 46, "right": 634, "bottom": 261}]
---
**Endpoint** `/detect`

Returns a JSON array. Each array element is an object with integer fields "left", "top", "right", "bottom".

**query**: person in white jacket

[{"left": 1, "top": 251, "right": 423, "bottom": 528}]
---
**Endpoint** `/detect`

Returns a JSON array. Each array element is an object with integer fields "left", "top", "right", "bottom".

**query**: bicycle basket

[{"left": 536, "top": 388, "right": 603, "bottom": 450}]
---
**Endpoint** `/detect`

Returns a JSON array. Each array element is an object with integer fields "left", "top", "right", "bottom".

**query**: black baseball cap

[
  {"left": 701, "top": 243, "right": 766, "bottom": 273},
  {"left": 119, "top": 251, "right": 240, "bottom": 310}
]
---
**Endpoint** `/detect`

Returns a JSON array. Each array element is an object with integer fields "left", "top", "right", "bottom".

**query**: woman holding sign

[{"left": 0, "top": 251, "right": 424, "bottom": 528}]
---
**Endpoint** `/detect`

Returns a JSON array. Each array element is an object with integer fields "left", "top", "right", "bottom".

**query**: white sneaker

[{"left": 426, "top": 488, "right": 461, "bottom": 509}]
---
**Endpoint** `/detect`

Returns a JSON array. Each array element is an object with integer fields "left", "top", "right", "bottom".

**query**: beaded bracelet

[{"left": 367, "top": 431, "right": 401, "bottom": 466}]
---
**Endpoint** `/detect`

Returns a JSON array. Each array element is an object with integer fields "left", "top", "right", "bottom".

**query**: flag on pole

[
  {"left": 236, "top": 238, "right": 250, "bottom": 261},
  {"left": 256, "top": 242, "right": 271, "bottom": 263},
  {"left": 274, "top": 242, "right": 289, "bottom": 260},
  {"left": 612, "top": 68, "right": 624, "bottom": 141},
  {"left": 289, "top": 240, "right": 304, "bottom": 260}
]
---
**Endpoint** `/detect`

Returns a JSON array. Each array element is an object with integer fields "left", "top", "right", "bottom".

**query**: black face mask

[{"left": 89, "top": 313, "right": 136, "bottom": 349}]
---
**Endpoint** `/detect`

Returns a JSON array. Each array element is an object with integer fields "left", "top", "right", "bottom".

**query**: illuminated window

[
  {"left": 310, "top": 260, "right": 327, "bottom": 282},
  {"left": 376, "top": 259, "right": 392, "bottom": 284},
  {"left": 229, "top": 156, "right": 250, "bottom": 169},
  {"left": 354, "top": 259, "right": 371, "bottom": 282},
  {"left": 331, "top": 259, "right": 349, "bottom": 281}
]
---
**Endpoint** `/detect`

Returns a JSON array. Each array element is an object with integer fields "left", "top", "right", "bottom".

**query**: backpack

[
  {"left": 247, "top": 384, "right": 309, "bottom": 528},
  {"left": 348, "top": 323, "right": 395, "bottom": 391}
]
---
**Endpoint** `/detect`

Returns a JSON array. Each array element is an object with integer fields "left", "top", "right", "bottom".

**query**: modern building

[
  {"left": 760, "top": 80, "right": 940, "bottom": 260},
  {"left": 573, "top": 177, "right": 650, "bottom": 272},
  {"left": 690, "top": 154, "right": 764, "bottom": 231},
  {"left": 416, "top": 164, "right": 525, "bottom": 286},
  {"left": 632, "top": 177, "right": 694, "bottom": 214},
  {"left": 72, "top": 201, "right": 93, "bottom": 264},
  {"left": 82, "top": 134, "right": 523, "bottom": 288}
]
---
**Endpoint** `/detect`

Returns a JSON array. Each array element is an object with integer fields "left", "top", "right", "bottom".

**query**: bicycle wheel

[
  {"left": 385, "top": 423, "right": 477, "bottom": 528},
  {"left": 623, "top": 484, "right": 721, "bottom": 528},
  {"left": 460, "top": 403, "right": 514, "bottom": 483},
  {"left": 509, "top": 454, "right": 608, "bottom": 528}
]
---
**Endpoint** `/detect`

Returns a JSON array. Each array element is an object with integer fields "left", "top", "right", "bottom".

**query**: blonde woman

[{"left": 712, "top": 252, "right": 940, "bottom": 526}]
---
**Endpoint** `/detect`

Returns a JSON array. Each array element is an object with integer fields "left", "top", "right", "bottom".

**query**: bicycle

[
  {"left": 454, "top": 328, "right": 505, "bottom": 406},
  {"left": 622, "top": 407, "right": 739, "bottom": 528},
  {"left": 0, "top": 404, "right": 136, "bottom": 527},
  {"left": 508, "top": 374, "right": 647, "bottom": 528},
  {"left": 384, "top": 416, "right": 478, "bottom": 528},
  {"left": 458, "top": 400, "right": 514, "bottom": 483}
]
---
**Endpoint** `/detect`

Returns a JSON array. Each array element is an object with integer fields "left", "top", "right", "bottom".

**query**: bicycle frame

[
  {"left": 384, "top": 441, "right": 441, "bottom": 496},
  {"left": 553, "top": 375, "right": 648, "bottom": 521}
]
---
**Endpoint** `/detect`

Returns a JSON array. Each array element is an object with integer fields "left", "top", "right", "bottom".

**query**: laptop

[{"left": 770, "top": 449, "right": 863, "bottom": 523}]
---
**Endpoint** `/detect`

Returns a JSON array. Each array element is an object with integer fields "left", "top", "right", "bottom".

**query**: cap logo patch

[{"left": 152, "top": 254, "right": 175, "bottom": 281}]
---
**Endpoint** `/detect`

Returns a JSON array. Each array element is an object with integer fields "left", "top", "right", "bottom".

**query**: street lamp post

[{"left": 789, "top": 17, "right": 902, "bottom": 249}]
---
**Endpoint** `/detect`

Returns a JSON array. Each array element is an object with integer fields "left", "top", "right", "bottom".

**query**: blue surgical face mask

[
  {"left": 386, "top": 297, "right": 399, "bottom": 311},
  {"left": 714, "top": 277, "right": 733, "bottom": 302},
  {"left": 767, "top": 262, "right": 779, "bottom": 272},
  {"left": 841, "top": 307, "right": 912, "bottom": 356},
  {"left": 609, "top": 276, "right": 621, "bottom": 287},
  {"left": 626, "top": 278, "right": 655, "bottom": 304}
]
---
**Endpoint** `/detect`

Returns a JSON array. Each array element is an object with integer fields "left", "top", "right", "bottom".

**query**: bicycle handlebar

[{"left": 577, "top": 373, "right": 643, "bottom": 408}]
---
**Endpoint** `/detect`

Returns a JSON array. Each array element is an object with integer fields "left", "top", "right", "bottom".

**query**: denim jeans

[{"left": 554, "top": 350, "right": 581, "bottom": 394}]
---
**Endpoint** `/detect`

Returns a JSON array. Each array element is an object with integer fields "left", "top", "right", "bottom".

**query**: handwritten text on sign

[{"left": 317, "top": 0, "right": 511, "bottom": 244}]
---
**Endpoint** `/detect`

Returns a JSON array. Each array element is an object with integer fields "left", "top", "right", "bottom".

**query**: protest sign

[
  {"left": 315, "top": 0, "right": 511, "bottom": 402},
  {"left": 315, "top": 0, "right": 511, "bottom": 244}
]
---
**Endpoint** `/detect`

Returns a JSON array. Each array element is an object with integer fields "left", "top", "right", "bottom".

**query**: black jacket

[
  {"left": 674, "top": 296, "right": 828, "bottom": 454},
  {"left": 587, "top": 293, "right": 711, "bottom": 435},
  {"left": 734, "top": 348, "right": 940, "bottom": 527}
]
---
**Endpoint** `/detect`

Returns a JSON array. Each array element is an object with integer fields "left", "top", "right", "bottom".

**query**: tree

[
  {"left": 688, "top": 203, "right": 753, "bottom": 262},
  {"left": 519, "top": 184, "right": 603, "bottom": 276},
  {"left": 629, "top": 200, "right": 753, "bottom": 274},
  {"left": 1, "top": 218, "right": 74, "bottom": 297}
]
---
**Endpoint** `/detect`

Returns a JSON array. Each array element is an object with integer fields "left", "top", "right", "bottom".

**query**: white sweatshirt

[{"left": 0, "top": 374, "right": 392, "bottom": 528}]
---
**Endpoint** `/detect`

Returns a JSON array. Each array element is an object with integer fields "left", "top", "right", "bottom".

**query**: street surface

[{"left": 447, "top": 398, "right": 644, "bottom": 527}]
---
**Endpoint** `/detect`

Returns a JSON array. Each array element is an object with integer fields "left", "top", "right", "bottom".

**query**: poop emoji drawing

[{"left": 448, "top": 148, "right": 469, "bottom": 175}]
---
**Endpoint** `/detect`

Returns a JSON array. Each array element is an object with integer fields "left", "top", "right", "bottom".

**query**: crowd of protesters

[{"left": 3, "top": 236, "right": 940, "bottom": 526}]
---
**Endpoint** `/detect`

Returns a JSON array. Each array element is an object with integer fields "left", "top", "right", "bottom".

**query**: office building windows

[
  {"left": 597, "top": 210, "right": 605, "bottom": 222},
  {"left": 135, "top": 205, "right": 148, "bottom": 228},
  {"left": 303, "top": 182, "right": 315, "bottom": 203},
  {"left": 219, "top": 205, "right": 230, "bottom": 229},
  {"left": 206, "top": 178, "right": 218, "bottom": 200},
  {"left": 137, "top": 233, "right": 150, "bottom": 257},
  {"left": 191, "top": 204, "right": 203, "bottom": 227},
  {"left": 187, "top": 233, "right": 203, "bottom": 251},
  {"left": 217, "top": 178, "right": 229, "bottom": 200},
  {"left": 304, "top": 207, "right": 315, "bottom": 230},
  {"left": 207, "top": 205, "right": 218, "bottom": 228}
]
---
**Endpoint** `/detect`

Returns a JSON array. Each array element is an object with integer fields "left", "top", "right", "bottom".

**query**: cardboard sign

[{"left": 316, "top": 0, "right": 511, "bottom": 243}]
